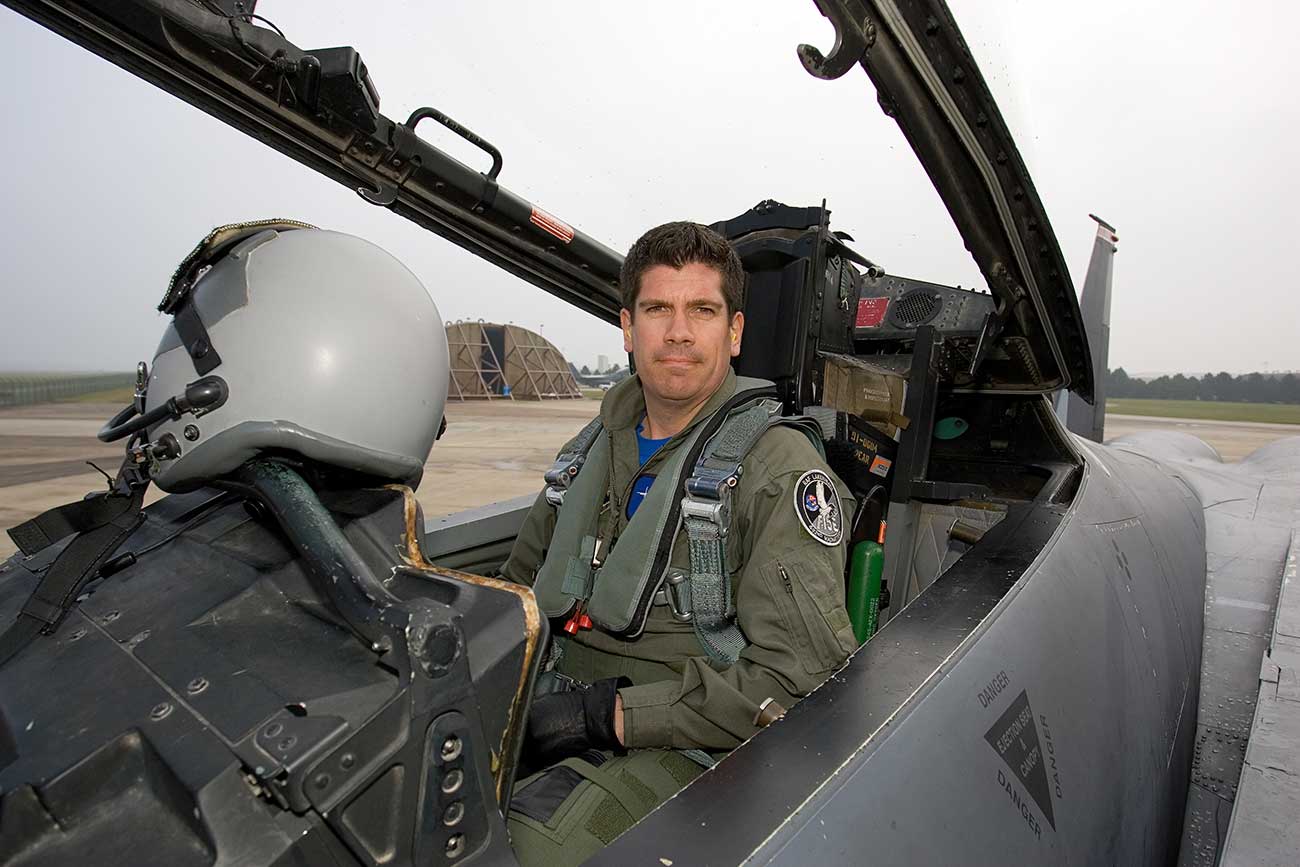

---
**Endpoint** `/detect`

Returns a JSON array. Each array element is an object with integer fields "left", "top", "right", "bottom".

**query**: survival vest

[{"left": 533, "top": 377, "right": 825, "bottom": 665}]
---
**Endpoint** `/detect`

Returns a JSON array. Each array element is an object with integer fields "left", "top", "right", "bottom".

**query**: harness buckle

[
  {"left": 681, "top": 494, "right": 730, "bottom": 536},
  {"left": 662, "top": 571, "right": 694, "bottom": 622},
  {"left": 684, "top": 465, "right": 739, "bottom": 501},
  {"left": 543, "top": 453, "right": 584, "bottom": 506}
]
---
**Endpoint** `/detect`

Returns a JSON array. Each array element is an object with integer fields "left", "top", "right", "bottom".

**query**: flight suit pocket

[{"left": 762, "top": 549, "right": 857, "bottom": 676}]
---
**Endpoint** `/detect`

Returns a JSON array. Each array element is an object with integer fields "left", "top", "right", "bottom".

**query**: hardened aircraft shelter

[{"left": 445, "top": 321, "right": 583, "bottom": 401}]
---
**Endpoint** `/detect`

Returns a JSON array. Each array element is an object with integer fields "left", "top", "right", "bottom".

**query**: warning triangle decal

[{"left": 984, "top": 689, "right": 1055, "bottom": 829}]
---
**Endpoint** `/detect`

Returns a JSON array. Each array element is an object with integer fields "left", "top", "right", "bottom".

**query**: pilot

[{"left": 501, "top": 222, "right": 858, "bottom": 864}]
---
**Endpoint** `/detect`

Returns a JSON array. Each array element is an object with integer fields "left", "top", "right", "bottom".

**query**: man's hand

[
  {"left": 523, "top": 677, "right": 628, "bottom": 770},
  {"left": 614, "top": 693, "right": 624, "bottom": 745}
]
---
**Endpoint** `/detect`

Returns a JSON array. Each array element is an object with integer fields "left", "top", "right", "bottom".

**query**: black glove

[{"left": 522, "top": 677, "right": 629, "bottom": 770}]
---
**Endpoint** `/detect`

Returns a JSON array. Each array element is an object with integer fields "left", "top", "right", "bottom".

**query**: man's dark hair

[{"left": 619, "top": 221, "right": 745, "bottom": 316}]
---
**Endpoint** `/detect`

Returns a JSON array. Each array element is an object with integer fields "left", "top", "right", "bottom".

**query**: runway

[{"left": 1, "top": 401, "right": 1295, "bottom": 561}]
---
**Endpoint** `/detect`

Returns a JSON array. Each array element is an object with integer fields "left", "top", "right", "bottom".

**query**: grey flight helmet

[{"left": 100, "top": 221, "right": 450, "bottom": 492}]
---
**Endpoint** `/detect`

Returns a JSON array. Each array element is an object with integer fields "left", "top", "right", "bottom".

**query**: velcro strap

[
  {"left": 706, "top": 402, "right": 778, "bottom": 464},
  {"left": 683, "top": 513, "right": 746, "bottom": 666},
  {"left": 687, "top": 402, "right": 781, "bottom": 500},
  {"left": 561, "top": 535, "right": 597, "bottom": 599},
  {"left": 555, "top": 756, "right": 649, "bottom": 819},
  {"left": 6, "top": 487, "right": 140, "bottom": 557},
  {"left": 0, "top": 487, "right": 145, "bottom": 668},
  {"left": 173, "top": 302, "right": 222, "bottom": 375}
]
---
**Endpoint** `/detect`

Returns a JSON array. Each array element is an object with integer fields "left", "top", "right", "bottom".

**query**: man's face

[{"left": 620, "top": 263, "right": 743, "bottom": 410}]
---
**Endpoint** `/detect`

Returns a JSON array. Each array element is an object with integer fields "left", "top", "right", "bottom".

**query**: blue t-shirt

[{"left": 627, "top": 421, "right": 670, "bottom": 519}]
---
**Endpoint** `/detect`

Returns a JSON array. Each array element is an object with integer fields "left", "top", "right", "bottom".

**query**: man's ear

[
  {"left": 620, "top": 308, "right": 634, "bottom": 353},
  {"left": 729, "top": 311, "right": 744, "bottom": 358}
]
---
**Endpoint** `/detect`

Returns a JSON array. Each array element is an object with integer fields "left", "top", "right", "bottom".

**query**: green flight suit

[{"left": 502, "top": 369, "right": 857, "bottom": 865}]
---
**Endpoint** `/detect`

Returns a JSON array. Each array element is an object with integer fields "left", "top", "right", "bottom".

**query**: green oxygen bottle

[{"left": 847, "top": 538, "right": 885, "bottom": 643}]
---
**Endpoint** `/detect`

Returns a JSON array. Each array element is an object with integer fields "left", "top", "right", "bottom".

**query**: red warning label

[
  {"left": 856, "top": 297, "right": 890, "bottom": 328},
  {"left": 530, "top": 206, "right": 575, "bottom": 244}
]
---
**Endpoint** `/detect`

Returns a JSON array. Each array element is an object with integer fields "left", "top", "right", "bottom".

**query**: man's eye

[{"left": 693, "top": 307, "right": 716, "bottom": 317}]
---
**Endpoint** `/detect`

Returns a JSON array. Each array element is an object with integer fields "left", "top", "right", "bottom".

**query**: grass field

[{"left": 1105, "top": 399, "right": 1300, "bottom": 425}]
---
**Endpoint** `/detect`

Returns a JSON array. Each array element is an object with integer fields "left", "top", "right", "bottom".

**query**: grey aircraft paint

[{"left": 1108, "top": 432, "right": 1300, "bottom": 865}]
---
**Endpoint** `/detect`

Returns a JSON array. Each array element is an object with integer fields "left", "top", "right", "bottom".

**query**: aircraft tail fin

[{"left": 1058, "top": 215, "right": 1117, "bottom": 442}]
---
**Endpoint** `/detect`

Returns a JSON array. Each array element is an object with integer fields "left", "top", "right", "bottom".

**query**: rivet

[
  {"left": 68, "top": 628, "right": 87, "bottom": 641},
  {"left": 441, "top": 735, "right": 463, "bottom": 763},
  {"left": 187, "top": 677, "right": 209, "bottom": 695},
  {"left": 103, "top": 610, "right": 121, "bottom": 623},
  {"left": 264, "top": 722, "right": 283, "bottom": 738},
  {"left": 150, "top": 702, "right": 173, "bottom": 721},
  {"left": 340, "top": 753, "right": 356, "bottom": 770},
  {"left": 445, "top": 834, "right": 465, "bottom": 858},
  {"left": 313, "top": 773, "right": 331, "bottom": 790},
  {"left": 441, "top": 768, "right": 464, "bottom": 794},
  {"left": 183, "top": 424, "right": 200, "bottom": 442},
  {"left": 443, "top": 800, "right": 465, "bottom": 827},
  {"left": 278, "top": 737, "right": 297, "bottom": 752}
]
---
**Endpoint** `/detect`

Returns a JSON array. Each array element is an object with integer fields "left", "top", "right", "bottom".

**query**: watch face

[{"left": 794, "top": 469, "right": 844, "bottom": 546}]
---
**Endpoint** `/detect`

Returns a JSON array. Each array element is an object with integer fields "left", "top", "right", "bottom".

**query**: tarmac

[{"left": 0, "top": 400, "right": 1296, "bottom": 561}]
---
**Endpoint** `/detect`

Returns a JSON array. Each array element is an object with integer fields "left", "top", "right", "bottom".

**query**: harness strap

[
  {"left": 544, "top": 417, "right": 603, "bottom": 506},
  {"left": 0, "top": 486, "right": 146, "bottom": 668},
  {"left": 681, "top": 401, "right": 785, "bottom": 665},
  {"left": 554, "top": 756, "right": 650, "bottom": 819}
]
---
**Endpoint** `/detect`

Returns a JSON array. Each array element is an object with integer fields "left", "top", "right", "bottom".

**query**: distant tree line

[{"left": 1108, "top": 369, "right": 1300, "bottom": 404}]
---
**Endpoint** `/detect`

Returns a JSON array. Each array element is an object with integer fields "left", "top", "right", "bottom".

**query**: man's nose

[{"left": 664, "top": 308, "right": 694, "bottom": 344}]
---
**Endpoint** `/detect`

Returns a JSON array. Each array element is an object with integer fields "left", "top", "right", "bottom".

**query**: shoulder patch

[{"left": 793, "top": 469, "right": 845, "bottom": 546}]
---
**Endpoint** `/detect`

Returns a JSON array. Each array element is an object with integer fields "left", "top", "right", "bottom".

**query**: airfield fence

[{"left": 0, "top": 373, "right": 134, "bottom": 408}]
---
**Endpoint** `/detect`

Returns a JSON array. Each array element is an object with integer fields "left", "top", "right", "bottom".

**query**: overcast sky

[{"left": 1, "top": 0, "right": 1296, "bottom": 376}]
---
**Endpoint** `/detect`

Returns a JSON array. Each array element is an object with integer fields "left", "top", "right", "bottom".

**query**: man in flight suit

[{"left": 502, "top": 222, "right": 857, "bottom": 865}]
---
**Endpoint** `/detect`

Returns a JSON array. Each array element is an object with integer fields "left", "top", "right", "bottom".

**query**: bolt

[
  {"left": 183, "top": 425, "right": 200, "bottom": 442},
  {"left": 445, "top": 834, "right": 465, "bottom": 859},
  {"left": 443, "top": 800, "right": 465, "bottom": 827},
  {"left": 103, "top": 610, "right": 121, "bottom": 623},
  {"left": 441, "top": 768, "right": 464, "bottom": 794},
  {"left": 150, "top": 702, "right": 173, "bottom": 721},
  {"left": 441, "top": 735, "right": 463, "bottom": 763},
  {"left": 264, "top": 722, "right": 283, "bottom": 738},
  {"left": 340, "top": 753, "right": 356, "bottom": 770},
  {"left": 186, "top": 677, "right": 209, "bottom": 695},
  {"left": 68, "top": 628, "right": 87, "bottom": 641}
]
